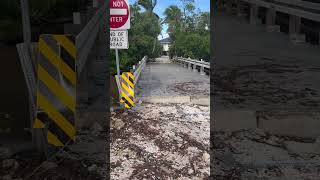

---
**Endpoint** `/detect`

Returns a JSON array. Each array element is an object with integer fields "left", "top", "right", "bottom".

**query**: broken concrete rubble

[{"left": 111, "top": 103, "right": 210, "bottom": 179}]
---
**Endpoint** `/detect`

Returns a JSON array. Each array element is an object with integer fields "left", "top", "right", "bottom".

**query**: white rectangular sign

[{"left": 110, "top": 30, "right": 129, "bottom": 49}]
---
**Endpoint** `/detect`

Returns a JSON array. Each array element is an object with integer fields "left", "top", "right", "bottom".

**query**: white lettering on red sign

[{"left": 110, "top": 0, "right": 130, "bottom": 29}]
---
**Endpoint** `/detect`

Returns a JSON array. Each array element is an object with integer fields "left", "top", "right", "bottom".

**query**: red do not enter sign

[{"left": 110, "top": 0, "right": 130, "bottom": 29}]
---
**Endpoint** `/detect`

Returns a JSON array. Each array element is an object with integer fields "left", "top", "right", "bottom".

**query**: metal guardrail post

[
  {"left": 193, "top": 64, "right": 198, "bottom": 72},
  {"left": 21, "top": 0, "right": 31, "bottom": 48},
  {"left": 115, "top": 56, "right": 148, "bottom": 108},
  {"left": 187, "top": 57, "right": 191, "bottom": 69},
  {"left": 250, "top": 4, "right": 259, "bottom": 25},
  {"left": 174, "top": 57, "right": 210, "bottom": 75}
]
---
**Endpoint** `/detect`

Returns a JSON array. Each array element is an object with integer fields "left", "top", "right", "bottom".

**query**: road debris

[{"left": 111, "top": 102, "right": 210, "bottom": 179}]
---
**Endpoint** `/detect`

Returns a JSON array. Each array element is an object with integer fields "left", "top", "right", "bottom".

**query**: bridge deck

[
  {"left": 212, "top": 12, "right": 320, "bottom": 179},
  {"left": 137, "top": 56, "right": 209, "bottom": 98},
  {"left": 110, "top": 56, "right": 210, "bottom": 178},
  {"left": 213, "top": 12, "right": 320, "bottom": 110}
]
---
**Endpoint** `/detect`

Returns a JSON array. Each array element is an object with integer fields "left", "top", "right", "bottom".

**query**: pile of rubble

[
  {"left": 212, "top": 62, "right": 320, "bottom": 109},
  {"left": 111, "top": 103, "right": 210, "bottom": 179},
  {"left": 212, "top": 129, "right": 320, "bottom": 179},
  {"left": 0, "top": 126, "right": 108, "bottom": 180}
]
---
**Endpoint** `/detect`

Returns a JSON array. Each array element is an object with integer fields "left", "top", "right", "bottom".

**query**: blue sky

[{"left": 128, "top": 0, "right": 210, "bottom": 40}]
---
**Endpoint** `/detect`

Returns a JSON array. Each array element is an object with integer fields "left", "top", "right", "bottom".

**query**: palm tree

[
  {"left": 164, "top": 5, "right": 182, "bottom": 35},
  {"left": 137, "top": 0, "right": 157, "bottom": 13},
  {"left": 137, "top": 0, "right": 160, "bottom": 54}
]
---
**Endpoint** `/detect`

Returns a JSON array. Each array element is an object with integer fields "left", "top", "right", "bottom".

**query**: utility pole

[
  {"left": 20, "top": 0, "right": 48, "bottom": 156},
  {"left": 20, "top": 0, "right": 32, "bottom": 48}
]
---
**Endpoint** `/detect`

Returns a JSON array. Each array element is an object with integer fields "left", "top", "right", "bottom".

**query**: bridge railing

[
  {"left": 115, "top": 56, "right": 148, "bottom": 100},
  {"left": 225, "top": 0, "right": 320, "bottom": 44},
  {"left": 133, "top": 56, "right": 148, "bottom": 85},
  {"left": 16, "top": 1, "right": 107, "bottom": 153},
  {"left": 173, "top": 56, "right": 210, "bottom": 75},
  {"left": 76, "top": 2, "right": 107, "bottom": 76},
  {"left": 240, "top": 0, "right": 320, "bottom": 22}
]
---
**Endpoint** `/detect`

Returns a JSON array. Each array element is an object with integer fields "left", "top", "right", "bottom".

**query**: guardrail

[
  {"left": 76, "top": 2, "right": 107, "bottom": 76},
  {"left": 16, "top": 43, "right": 37, "bottom": 125},
  {"left": 240, "top": 0, "right": 320, "bottom": 22},
  {"left": 115, "top": 56, "right": 148, "bottom": 100},
  {"left": 174, "top": 57, "right": 210, "bottom": 75},
  {"left": 17, "top": 2, "right": 106, "bottom": 123},
  {"left": 16, "top": 1, "right": 107, "bottom": 153},
  {"left": 225, "top": 0, "right": 320, "bottom": 44},
  {"left": 133, "top": 56, "right": 147, "bottom": 85}
]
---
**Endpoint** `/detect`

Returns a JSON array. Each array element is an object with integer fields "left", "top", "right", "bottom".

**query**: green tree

[
  {"left": 164, "top": 0, "right": 210, "bottom": 61},
  {"left": 137, "top": 0, "right": 157, "bottom": 13},
  {"left": 164, "top": 5, "right": 182, "bottom": 37}
]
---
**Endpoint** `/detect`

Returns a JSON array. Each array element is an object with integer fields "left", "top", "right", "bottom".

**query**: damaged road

[
  {"left": 212, "top": 129, "right": 320, "bottom": 179},
  {"left": 111, "top": 103, "right": 210, "bottom": 179}
]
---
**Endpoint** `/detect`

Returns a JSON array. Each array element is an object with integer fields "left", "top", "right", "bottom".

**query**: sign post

[
  {"left": 115, "top": 49, "right": 120, "bottom": 77},
  {"left": 110, "top": 0, "right": 130, "bottom": 78}
]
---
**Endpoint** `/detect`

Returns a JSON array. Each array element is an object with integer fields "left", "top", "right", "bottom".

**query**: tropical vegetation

[{"left": 164, "top": 0, "right": 210, "bottom": 61}]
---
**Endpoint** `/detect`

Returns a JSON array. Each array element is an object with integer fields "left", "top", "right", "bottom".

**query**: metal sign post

[
  {"left": 110, "top": 0, "right": 131, "bottom": 107},
  {"left": 115, "top": 48, "right": 120, "bottom": 77}
]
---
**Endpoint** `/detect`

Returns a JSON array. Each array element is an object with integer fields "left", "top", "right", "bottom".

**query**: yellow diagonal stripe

[
  {"left": 39, "top": 38, "right": 76, "bottom": 86},
  {"left": 120, "top": 99, "right": 130, "bottom": 108},
  {"left": 37, "top": 92, "right": 76, "bottom": 141},
  {"left": 127, "top": 72, "right": 134, "bottom": 80},
  {"left": 47, "top": 131, "right": 64, "bottom": 146},
  {"left": 53, "top": 35, "right": 76, "bottom": 59},
  {"left": 33, "top": 118, "right": 45, "bottom": 128},
  {"left": 122, "top": 82, "right": 134, "bottom": 97},
  {"left": 38, "top": 65, "right": 75, "bottom": 112},
  {"left": 121, "top": 92, "right": 134, "bottom": 106},
  {"left": 124, "top": 103, "right": 130, "bottom": 109},
  {"left": 121, "top": 74, "right": 134, "bottom": 89}
]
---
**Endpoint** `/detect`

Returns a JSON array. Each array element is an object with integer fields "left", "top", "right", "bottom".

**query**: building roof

[{"left": 159, "top": 37, "right": 171, "bottom": 44}]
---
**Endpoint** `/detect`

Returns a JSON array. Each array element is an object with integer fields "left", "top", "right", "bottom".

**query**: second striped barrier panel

[
  {"left": 33, "top": 34, "right": 76, "bottom": 147},
  {"left": 120, "top": 72, "right": 135, "bottom": 109}
]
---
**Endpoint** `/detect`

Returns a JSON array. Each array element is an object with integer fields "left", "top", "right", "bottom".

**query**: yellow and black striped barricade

[
  {"left": 120, "top": 72, "right": 135, "bottom": 109},
  {"left": 33, "top": 34, "right": 76, "bottom": 147}
]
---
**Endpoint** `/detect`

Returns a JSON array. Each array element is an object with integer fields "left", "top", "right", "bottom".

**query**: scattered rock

[
  {"left": 112, "top": 119, "right": 125, "bottom": 130},
  {"left": 88, "top": 164, "right": 98, "bottom": 172},
  {"left": 202, "top": 152, "right": 210, "bottom": 164},
  {"left": 254, "top": 128, "right": 266, "bottom": 137},
  {"left": 2, "top": 174, "right": 12, "bottom": 180},
  {"left": 188, "top": 168, "right": 194, "bottom": 174},
  {"left": 159, "top": 166, "right": 171, "bottom": 174},
  {"left": 91, "top": 122, "right": 103, "bottom": 132},
  {"left": 284, "top": 141, "right": 318, "bottom": 156},
  {"left": 0, "top": 147, "right": 12, "bottom": 159},
  {"left": 41, "top": 161, "right": 58, "bottom": 171},
  {"left": 2, "top": 159, "right": 18, "bottom": 170}
]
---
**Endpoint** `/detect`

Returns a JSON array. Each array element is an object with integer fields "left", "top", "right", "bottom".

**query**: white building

[{"left": 159, "top": 37, "right": 171, "bottom": 56}]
